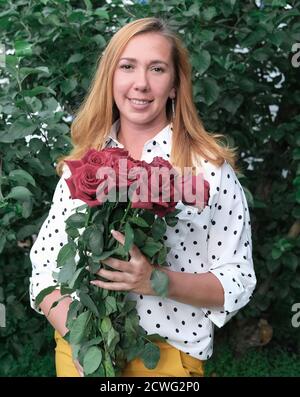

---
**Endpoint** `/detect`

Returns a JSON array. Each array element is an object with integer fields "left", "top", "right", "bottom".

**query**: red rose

[
  {"left": 178, "top": 174, "right": 210, "bottom": 208},
  {"left": 65, "top": 148, "right": 132, "bottom": 206},
  {"left": 82, "top": 148, "right": 129, "bottom": 166},
  {"left": 65, "top": 163, "right": 108, "bottom": 207},
  {"left": 129, "top": 157, "right": 178, "bottom": 217},
  {"left": 129, "top": 160, "right": 154, "bottom": 211},
  {"left": 113, "top": 157, "right": 142, "bottom": 189},
  {"left": 147, "top": 157, "right": 177, "bottom": 217}
]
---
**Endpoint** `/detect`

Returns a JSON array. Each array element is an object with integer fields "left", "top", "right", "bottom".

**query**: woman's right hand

[{"left": 73, "top": 359, "right": 84, "bottom": 377}]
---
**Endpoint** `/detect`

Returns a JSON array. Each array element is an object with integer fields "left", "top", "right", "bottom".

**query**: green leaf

[
  {"left": 66, "top": 213, "right": 86, "bottom": 228},
  {"left": 242, "top": 30, "right": 266, "bottom": 47},
  {"left": 105, "top": 296, "right": 117, "bottom": 316},
  {"left": 202, "top": 78, "right": 220, "bottom": 106},
  {"left": 69, "top": 311, "right": 90, "bottom": 345},
  {"left": 203, "top": 6, "right": 217, "bottom": 21},
  {"left": 97, "top": 249, "right": 116, "bottom": 260},
  {"left": 57, "top": 257, "right": 76, "bottom": 284},
  {"left": 83, "top": 0, "right": 92, "bottom": 10},
  {"left": 100, "top": 316, "right": 113, "bottom": 336},
  {"left": 107, "top": 327, "right": 120, "bottom": 351},
  {"left": 67, "top": 53, "right": 84, "bottom": 64},
  {"left": 66, "top": 226, "right": 80, "bottom": 239},
  {"left": 129, "top": 216, "right": 149, "bottom": 228},
  {"left": 6, "top": 186, "right": 32, "bottom": 201},
  {"left": 74, "top": 204, "right": 89, "bottom": 212},
  {"left": 151, "top": 269, "right": 169, "bottom": 298},
  {"left": 22, "top": 86, "right": 56, "bottom": 97},
  {"left": 94, "top": 8, "right": 109, "bottom": 19},
  {"left": 22, "top": 198, "right": 33, "bottom": 218},
  {"left": 83, "top": 346, "right": 102, "bottom": 375},
  {"left": 271, "top": 247, "right": 282, "bottom": 260},
  {"left": 141, "top": 210, "right": 155, "bottom": 225},
  {"left": 141, "top": 239, "right": 162, "bottom": 257},
  {"left": 57, "top": 242, "right": 76, "bottom": 267},
  {"left": 15, "top": 40, "right": 32, "bottom": 56},
  {"left": 125, "top": 316, "right": 137, "bottom": 336},
  {"left": 92, "top": 34, "right": 106, "bottom": 48},
  {"left": 19, "top": 66, "right": 50, "bottom": 83},
  {"left": 16, "top": 224, "right": 36, "bottom": 240},
  {"left": 140, "top": 342, "right": 160, "bottom": 370},
  {"left": 151, "top": 218, "right": 167, "bottom": 241},
  {"left": 193, "top": 49, "right": 211, "bottom": 75},
  {"left": 0, "top": 120, "right": 37, "bottom": 143},
  {"left": 88, "top": 225, "right": 104, "bottom": 256},
  {"left": 61, "top": 77, "right": 77, "bottom": 95},
  {"left": 183, "top": 3, "right": 200, "bottom": 17},
  {"left": 9, "top": 169, "right": 36, "bottom": 187},
  {"left": 35, "top": 285, "right": 57, "bottom": 307},
  {"left": 66, "top": 300, "right": 81, "bottom": 330},
  {"left": 124, "top": 222, "right": 134, "bottom": 253},
  {"left": 0, "top": 230, "right": 6, "bottom": 254},
  {"left": 79, "top": 292, "right": 99, "bottom": 316},
  {"left": 221, "top": 94, "right": 244, "bottom": 115},
  {"left": 165, "top": 210, "right": 180, "bottom": 227},
  {"left": 157, "top": 246, "right": 168, "bottom": 266},
  {"left": 133, "top": 228, "right": 147, "bottom": 247},
  {"left": 69, "top": 267, "right": 84, "bottom": 289}
]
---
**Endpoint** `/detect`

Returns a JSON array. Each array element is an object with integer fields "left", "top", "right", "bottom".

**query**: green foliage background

[{"left": 0, "top": 0, "right": 299, "bottom": 376}]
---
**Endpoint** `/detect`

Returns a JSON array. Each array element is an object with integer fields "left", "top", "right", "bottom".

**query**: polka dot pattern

[{"left": 29, "top": 121, "right": 256, "bottom": 361}]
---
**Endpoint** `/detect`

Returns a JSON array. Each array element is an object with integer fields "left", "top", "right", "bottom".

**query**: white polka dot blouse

[{"left": 29, "top": 121, "right": 256, "bottom": 361}]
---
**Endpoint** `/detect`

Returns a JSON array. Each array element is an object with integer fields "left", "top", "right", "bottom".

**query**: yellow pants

[{"left": 55, "top": 330, "right": 204, "bottom": 377}]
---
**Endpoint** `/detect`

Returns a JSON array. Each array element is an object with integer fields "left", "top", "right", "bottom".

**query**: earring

[{"left": 171, "top": 98, "right": 175, "bottom": 119}]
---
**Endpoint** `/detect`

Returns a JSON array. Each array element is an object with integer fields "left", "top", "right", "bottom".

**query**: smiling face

[{"left": 113, "top": 32, "right": 176, "bottom": 130}]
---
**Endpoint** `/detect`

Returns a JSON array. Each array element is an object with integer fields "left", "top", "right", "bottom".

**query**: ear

[{"left": 169, "top": 87, "right": 176, "bottom": 99}]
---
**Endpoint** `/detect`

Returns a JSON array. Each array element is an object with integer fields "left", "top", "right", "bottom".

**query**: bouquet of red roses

[{"left": 36, "top": 147, "right": 209, "bottom": 377}]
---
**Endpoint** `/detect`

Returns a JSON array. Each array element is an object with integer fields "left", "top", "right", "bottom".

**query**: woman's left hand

[{"left": 90, "top": 229, "right": 156, "bottom": 295}]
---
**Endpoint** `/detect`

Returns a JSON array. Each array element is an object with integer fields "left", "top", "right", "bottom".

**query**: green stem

[
  {"left": 119, "top": 200, "right": 132, "bottom": 231},
  {"left": 85, "top": 206, "right": 92, "bottom": 227},
  {"left": 132, "top": 208, "right": 139, "bottom": 217}
]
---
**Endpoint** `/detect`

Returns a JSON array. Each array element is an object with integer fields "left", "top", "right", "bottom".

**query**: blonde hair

[{"left": 57, "top": 17, "right": 238, "bottom": 175}]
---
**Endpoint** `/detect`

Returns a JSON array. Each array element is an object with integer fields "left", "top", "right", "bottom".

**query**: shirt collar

[{"left": 104, "top": 120, "right": 173, "bottom": 157}]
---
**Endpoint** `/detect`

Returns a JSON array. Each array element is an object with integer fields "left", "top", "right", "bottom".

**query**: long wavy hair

[{"left": 57, "top": 17, "right": 237, "bottom": 175}]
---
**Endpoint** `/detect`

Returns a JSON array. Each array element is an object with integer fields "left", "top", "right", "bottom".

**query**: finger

[
  {"left": 101, "top": 257, "right": 131, "bottom": 273},
  {"left": 96, "top": 268, "right": 130, "bottom": 282},
  {"left": 90, "top": 279, "right": 130, "bottom": 291},
  {"left": 111, "top": 229, "right": 142, "bottom": 260}
]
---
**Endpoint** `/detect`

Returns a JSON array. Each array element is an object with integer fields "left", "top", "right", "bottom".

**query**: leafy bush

[{"left": 0, "top": 0, "right": 299, "bottom": 375}]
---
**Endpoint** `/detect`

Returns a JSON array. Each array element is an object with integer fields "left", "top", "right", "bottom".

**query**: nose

[{"left": 133, "top": 69, "right": 149, "bottom": 92}]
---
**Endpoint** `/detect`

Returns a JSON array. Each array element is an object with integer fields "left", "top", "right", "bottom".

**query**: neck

[{"left": 117, "top": 117, "right": 169, "bottom": 149}]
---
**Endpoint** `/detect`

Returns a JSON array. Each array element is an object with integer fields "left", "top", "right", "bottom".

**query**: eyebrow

[{"left": 119, "top": 57, "right": 169, "bottom": 66}]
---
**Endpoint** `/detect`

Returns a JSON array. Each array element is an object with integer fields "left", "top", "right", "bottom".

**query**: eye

[
  {"left": 151, "top": 66, "right": 164, "bottom": 73},
  {"left": 120, "top": 64, "right": 133, "bottom": 70}
]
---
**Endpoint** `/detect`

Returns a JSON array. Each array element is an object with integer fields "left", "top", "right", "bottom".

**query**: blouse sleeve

[
  {"left": 29, "top": 166, "right": 80, "bottom": 314},
  {"left": 201, "top": 160, "right": 256, "bottom": 328}
]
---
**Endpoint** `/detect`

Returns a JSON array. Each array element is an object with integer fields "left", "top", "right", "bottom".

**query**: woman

[{"left": 30, "top": 17, "right": 256, "bottom": 377}]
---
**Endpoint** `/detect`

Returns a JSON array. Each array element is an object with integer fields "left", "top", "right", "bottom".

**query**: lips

[{"left": 128, "top": 98, "right": 154, "bottom": 105}]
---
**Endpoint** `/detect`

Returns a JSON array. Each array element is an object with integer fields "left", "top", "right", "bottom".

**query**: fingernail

[{"left": 111, "top": 229, "right": 116, "bottom": 234}]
